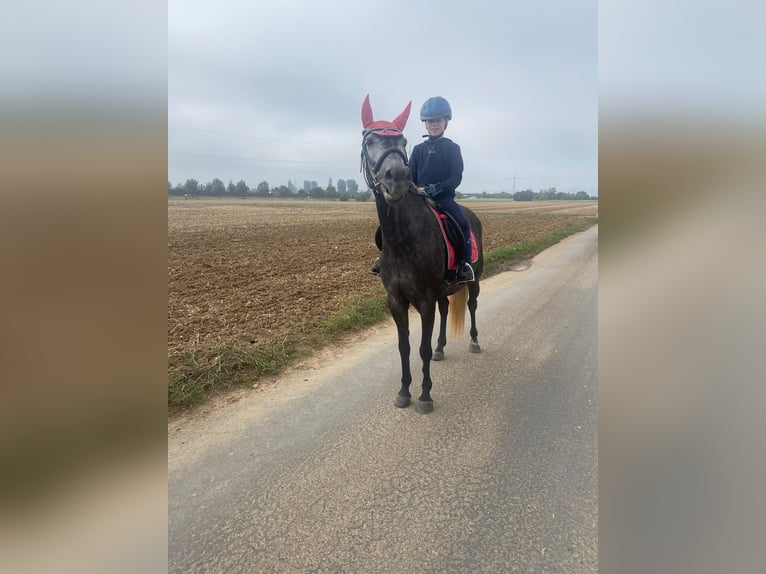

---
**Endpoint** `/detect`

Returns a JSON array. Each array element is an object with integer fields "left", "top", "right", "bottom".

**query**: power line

[
  {"left": 168, "top": 151, "right": 357, "bottom": 165},
  {"left": 169, "top": 125, "right": 351, "bottom": 147}
]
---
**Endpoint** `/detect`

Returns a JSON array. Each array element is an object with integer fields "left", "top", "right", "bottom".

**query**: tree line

[
  {"left": 169, "top": 179, "right": 595, "bottom": 202},
  {"left": 461, "top": 187, "right": 595, "bottom": 201},
  {"left": 168, "top": 178, "right": 372, "bottom": 201}
]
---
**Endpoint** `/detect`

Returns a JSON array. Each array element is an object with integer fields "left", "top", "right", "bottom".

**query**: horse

[{"left": 360, "top": 95, "right": 483, "bottom": 414}]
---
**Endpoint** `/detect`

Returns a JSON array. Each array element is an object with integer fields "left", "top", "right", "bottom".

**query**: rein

[{"left": 360, "top": 129, "right": 409, "bottom": 194}]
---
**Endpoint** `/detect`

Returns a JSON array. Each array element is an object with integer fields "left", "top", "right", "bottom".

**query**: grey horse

[{"left": 360, "top": 95, "right": 484, "bottom": 414}]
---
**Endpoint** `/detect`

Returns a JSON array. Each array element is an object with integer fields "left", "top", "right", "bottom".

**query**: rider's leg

[{"left": 437, "top": 198, "right": 474, "bottom": 282}]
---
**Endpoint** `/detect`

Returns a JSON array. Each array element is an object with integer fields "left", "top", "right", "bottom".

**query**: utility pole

[{"left": 507, "top": 173, "right": 524, "bottom": 193}]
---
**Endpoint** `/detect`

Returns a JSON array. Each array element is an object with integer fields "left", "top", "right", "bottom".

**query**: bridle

[{"left": 360, "top": 128, "right": 409, "bottom": 194}]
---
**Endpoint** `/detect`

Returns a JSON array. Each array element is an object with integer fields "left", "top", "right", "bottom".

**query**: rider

[{"left": 372, "top": 96, "right": 474, "bottom": 283}]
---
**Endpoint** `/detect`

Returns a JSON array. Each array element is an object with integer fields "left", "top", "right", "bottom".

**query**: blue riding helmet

[{"left": 420, "top": 96, "right": 452, "bottom": 121}]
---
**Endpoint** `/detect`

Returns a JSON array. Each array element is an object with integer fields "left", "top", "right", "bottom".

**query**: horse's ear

[
  {"left": 392, "top": 101, "right": 412, "bottom": 131},
  {"left": 361, "top": 94, "right": 374, "bottom": 129}
]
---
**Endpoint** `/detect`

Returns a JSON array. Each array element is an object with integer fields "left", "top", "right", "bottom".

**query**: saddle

[
  {"left": 374, "top": 204, "right": 478, "bottom": 280},
  {"left": 429, "top": 206, "right": 479, "bottom": 273}
]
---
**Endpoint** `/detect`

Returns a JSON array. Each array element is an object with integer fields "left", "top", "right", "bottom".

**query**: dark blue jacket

[{"left": 408, "top": 136, "right": 463, "bottom": 198}]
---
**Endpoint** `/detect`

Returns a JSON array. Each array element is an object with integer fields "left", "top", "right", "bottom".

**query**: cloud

[{"left": 169, "top": 0, "right": 598, "bottom": 194}]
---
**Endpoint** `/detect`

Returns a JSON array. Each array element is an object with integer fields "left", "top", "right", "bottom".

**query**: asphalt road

[{"left": 169, "top": 225, "right": 598, "bottom": 573}]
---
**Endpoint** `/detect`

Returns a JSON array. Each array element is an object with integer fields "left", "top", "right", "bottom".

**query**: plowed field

[{"left": 168, "top": 199, "right": 597, "bottom": 357}]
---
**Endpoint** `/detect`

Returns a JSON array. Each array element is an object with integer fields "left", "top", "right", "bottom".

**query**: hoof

[
  {"left": 469, "top": 341, "right": 481, "bottom": 353},
  {"left": 416, "top": 400, "right": 434, "bottom": 414},
  {"left": 394, "top": 395, "right": 411, "bottom": 408},
  {"left": 432, "top": 350, "right": 444, "bottom": 361}
]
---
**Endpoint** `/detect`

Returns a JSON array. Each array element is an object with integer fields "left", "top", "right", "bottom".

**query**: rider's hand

[{"left": 425, "top": 184, "right": 439, "bottom": 198}]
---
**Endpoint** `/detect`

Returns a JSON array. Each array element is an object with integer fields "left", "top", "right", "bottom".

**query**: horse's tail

[{"left": 448, "top": 286, "right": 468, "bottom": 339}]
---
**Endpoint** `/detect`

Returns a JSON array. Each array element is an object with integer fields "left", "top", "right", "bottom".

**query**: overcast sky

[{"left": 169, "top": 0, "right": 597, "bottom": 195}]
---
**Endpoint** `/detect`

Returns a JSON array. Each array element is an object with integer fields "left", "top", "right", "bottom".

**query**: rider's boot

[{"left": 456, "top": 236, "right": 475, "bottom": 283}]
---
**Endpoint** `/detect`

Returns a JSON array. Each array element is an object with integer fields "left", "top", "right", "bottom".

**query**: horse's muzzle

[
  {"left": 380, "top": 166, "right": 412, "bottom": 203},
  {"left": 381, "top": 180, "right": 412, "bottom": 204}
]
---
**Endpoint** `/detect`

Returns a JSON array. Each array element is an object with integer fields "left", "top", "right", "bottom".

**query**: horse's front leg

[
  {"left": 433, "top": 297, "right": 449, "bottom": 361},
  {"left": 389, "top": 297, "right": 412, "bottom": 408},
  {"left": 415, "top": 303, "right": 436, "bottom": 414}
]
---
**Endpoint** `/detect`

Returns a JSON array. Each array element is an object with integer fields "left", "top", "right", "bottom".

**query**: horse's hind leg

[
  {"left": 468, "top": 282, "right": 481, "bottom": 353},
  {"left": 433, "top": 297, "right": 449, "bottom": 361}
]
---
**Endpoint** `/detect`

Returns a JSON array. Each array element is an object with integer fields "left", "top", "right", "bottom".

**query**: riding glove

[{"left": 425, "top": 184, "right": 439, "bottom": 198}]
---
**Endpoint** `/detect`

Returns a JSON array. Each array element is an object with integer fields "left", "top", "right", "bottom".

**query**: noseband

[{"left": 360, "top": 129, "right": 409, "bottom": 193}]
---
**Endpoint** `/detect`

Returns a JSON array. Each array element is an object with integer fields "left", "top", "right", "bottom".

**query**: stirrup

[
  {"left": 370, "top": 256, "right": 381, "bottom": 276},
  {"left": 456, "top": 263, "right": 475, "bottom": 283}
]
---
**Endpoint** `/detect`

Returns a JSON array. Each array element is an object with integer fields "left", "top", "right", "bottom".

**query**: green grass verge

[
  {"left": 168, "top": 340, "right": 297, "bottom": 412},
  {"left": 168, "top": 217, "right": 596, "bottom": 414},
  {"left": 484, "top": 217, "right": 597, "bottom": 275},
  {"left": 316, "top": 297, "right": 390, "bottom": 336},
  {"left": 168, "top": 297, "right": 391, "bottom": 414}
]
